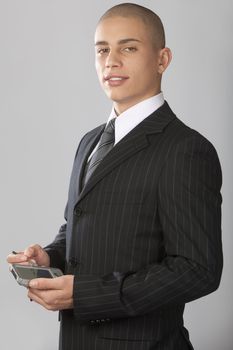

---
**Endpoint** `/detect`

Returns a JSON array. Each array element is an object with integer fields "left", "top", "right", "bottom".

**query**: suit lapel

[{"left": 75, "top": 101, "right": 176, "bottom": 205}]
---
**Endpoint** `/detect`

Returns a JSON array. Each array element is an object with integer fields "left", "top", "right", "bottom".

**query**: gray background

[{"left": 0, "top": 0, "right": 232, "bottom": 349}]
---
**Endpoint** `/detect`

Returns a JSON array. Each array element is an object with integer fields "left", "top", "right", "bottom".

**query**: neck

[{"left": 113, "top": 91, "right": 162, "bottom": 115}]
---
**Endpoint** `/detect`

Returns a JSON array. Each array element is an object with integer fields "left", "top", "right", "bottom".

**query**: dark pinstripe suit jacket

[{"left": 46, "top": 102, "right": 223, "bottom": 350}]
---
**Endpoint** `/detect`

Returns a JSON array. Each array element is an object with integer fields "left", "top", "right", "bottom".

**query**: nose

[{"left": 105, "top": 50, "right": 122, "bottom": 68}]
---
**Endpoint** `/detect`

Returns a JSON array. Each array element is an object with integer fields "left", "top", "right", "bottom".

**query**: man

[{"left": 7, "top": 3, "right": 223, "bottom": 350}]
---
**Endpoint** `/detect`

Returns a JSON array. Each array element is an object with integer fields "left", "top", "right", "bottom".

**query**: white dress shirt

[{"left": 88, "top": 93, "right": 165, "bottom": 160}]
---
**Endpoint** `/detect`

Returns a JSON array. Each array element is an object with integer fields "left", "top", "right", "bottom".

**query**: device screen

[{"left": 14, "top": 265, "right": 53, "bottom": 279}]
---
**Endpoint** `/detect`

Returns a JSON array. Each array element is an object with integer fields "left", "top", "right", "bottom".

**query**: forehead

[{"left": 95, "top": 16, "right": 149, "bottom": 44}]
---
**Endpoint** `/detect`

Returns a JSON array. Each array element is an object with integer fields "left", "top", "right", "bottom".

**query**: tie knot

[{"left": 105, "top": 118, "right": 115, "bottom": 134}]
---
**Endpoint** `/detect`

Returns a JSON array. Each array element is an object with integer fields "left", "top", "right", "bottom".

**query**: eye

[
  {"left": 123, "top": 47, "right": 137, "bottom": 53},
  {"left": 97, "top": 47, "right": 109, "bottom": 55}
]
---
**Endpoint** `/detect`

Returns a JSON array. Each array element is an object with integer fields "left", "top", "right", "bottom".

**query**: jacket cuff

[
  {"left": 44, "top": 248, "right": 66, "bottom": 272},
  {"left": 72, "top": 272, "right": 131, "bottom": 322}
]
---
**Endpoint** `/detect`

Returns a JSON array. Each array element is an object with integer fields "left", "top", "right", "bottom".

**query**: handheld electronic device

[{"left": 10, "top": 263, "right": 63, "bottom": 287}]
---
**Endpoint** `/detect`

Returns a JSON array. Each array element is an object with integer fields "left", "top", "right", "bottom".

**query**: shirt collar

[{"left": 107, "top": 92, "right": 165, "bottom": 144}]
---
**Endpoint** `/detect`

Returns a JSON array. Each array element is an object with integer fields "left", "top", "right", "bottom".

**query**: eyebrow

[{"left": 95, "top": 38, "right": 142, "bottom": 46}]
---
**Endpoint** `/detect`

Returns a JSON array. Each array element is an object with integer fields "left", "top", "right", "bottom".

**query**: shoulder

[
  {"left": 171, "top": 118, "right": 219, "bottom": 160},
  {"left": 71, "top": 123, "right": 105, "bottom": 162},
  {"left": 77, "top": 123, "right": 105, "bottom": 148},
  {"left": 161, "top": 122, "right": 222, "bottom": 190},
  {"left": 155, "top": 103, "right": 221, "bottom": 177},
  {"left": 159, "top": 103, "right": 219, "bottom": 157},
  {"left": 82, "top": 123, "right": 105, "bottom": 142}
]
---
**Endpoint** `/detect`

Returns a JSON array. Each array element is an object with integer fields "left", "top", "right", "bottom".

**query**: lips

[{"left": 103, "top": 74, "right": 129, "bottom": 87}]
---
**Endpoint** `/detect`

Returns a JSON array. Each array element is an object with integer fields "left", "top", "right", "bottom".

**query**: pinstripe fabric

[{"left": 45, "top": 102, "right": 222, "bottom": 350}]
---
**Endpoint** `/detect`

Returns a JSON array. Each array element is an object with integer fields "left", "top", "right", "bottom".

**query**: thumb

[{"left": 29, "top": 277, "right": 61, "bottom": 290}]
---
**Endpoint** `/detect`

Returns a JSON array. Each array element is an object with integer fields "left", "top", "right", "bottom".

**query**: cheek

[
  {"left": 95, "top": 62, "right": 103, "bottom": 81},
  {"left": 130, "top": 56, "right": 156, "bottom": 76},
  {"left": 139, "top": 63, "right": 157, "bottom": 83},
  {"left": 96, "top": 57, "right": 107, "bottom": 75}
]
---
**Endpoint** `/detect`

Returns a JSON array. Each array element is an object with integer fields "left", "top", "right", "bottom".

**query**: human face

[{"left": 95, "top": 16, "right": 165, "bottom": 114}]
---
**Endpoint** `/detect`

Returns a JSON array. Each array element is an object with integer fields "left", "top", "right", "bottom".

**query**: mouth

[{"left": 103, "top": 74, "right": 129, "bottom": 87}]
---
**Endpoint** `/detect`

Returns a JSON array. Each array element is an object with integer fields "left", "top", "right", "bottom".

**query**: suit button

[{"left": 74, "top": 207, "right": 82, "bottom": 217}]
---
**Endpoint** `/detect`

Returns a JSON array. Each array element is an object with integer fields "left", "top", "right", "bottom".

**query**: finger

[
  {"left": 7, "top": 252, "right": 28, "bottom": 263},
  {"left": 7, "top": 252, "right": 37, "bottom": 266},
  {"left": 28, "top": 288, "right": 73, "bottom": 311},
  {"left": 28, "top": 289, "right": 50, "bottom": 309},
  {"left": 29, "top": 277, "right": 63, "bottom": 290},
  {"left": 24, "top": 244, "right": 41, "bottom": 258},
  {"left": 24, "top": 245, "right": 49, "bottom": 267},
  {"left": 28, "top": 288, "right": 63, "bottom": 311}
]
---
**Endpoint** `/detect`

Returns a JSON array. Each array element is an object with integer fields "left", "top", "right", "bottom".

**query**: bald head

[{"left": 98, "top": 3, "right": 166, "bottom": 50}]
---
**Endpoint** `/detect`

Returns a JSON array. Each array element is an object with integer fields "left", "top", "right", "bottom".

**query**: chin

[{"left": 105, "top": 90, "right": 129, "bottom": 103}]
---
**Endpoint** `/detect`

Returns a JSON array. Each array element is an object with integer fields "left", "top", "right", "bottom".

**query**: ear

[{"left": 157, "top": 47, "right": 172, "bottom": 74}]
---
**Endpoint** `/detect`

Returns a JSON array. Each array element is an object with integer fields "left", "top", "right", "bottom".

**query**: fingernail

[{"left": 29, "top": 281, "right": 37, "bottom": 288}]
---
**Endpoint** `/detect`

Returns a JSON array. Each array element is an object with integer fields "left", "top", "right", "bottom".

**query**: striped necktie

[{"left": 82, "top": 118, "right": 116, "bottom": 187}]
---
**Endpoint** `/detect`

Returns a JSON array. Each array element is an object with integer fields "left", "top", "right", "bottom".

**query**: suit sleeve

[{"left": 73, "top": 135, "right": 223, "bottom": 321}]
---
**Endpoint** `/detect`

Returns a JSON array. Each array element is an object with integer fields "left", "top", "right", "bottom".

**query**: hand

[
  {"left": 7, "top": 244, "right": 50, "bottom": 267},
  {"left": 28, "top": 275, "right": 74, "bottom": 311}
]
